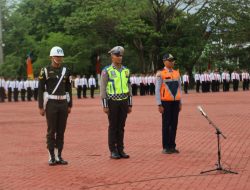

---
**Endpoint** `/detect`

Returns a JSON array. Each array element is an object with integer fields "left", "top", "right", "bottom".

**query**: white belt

[{"left": 48, "top": 95, "right": 66, "bottom": 100}]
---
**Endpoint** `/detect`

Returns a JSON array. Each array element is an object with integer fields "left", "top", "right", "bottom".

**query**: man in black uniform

[
  {"left": 0, "top": 76, "right": 6, "bottom": 102},
  {"left": 38, "top": 46, "right": 72, "bottom": 166},
  {"left": 100, "top": 46, "right": 132, "bottom": 159}
]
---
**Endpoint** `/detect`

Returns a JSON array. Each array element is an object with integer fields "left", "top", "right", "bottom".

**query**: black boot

[
  {"left": 56, "top": 148, "right": 68, "bottom": 165},
  {"left": 48, "top": 149, "right": 57, "bottom": 166},
  {"left": 110, "top": 150, "right": 121, "bottom": 159},
  {"left": 118, "top": 150, "right": 130, "bottom": 159}
]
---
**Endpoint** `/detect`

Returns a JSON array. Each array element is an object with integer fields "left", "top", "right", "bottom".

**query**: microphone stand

[{"left": 199, "top": 109, "right": 238, "bottom": 174}]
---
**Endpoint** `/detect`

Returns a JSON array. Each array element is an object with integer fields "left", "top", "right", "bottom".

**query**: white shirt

[
  {"left": 231, "top": 72, "right": 238, "bottom": 80},
  {"left": 226, "top": 73, "right": 230, "bottom": 81},
  {"left": 11, "top": 80, "right": 19, "bottom": 90},
  {"left": 18, "top": 81, "right": 26, "bottom": 91},
  {"left": 182, "top": 74, "right": 189, "bottom": 83},
  {"left": 25, "top": 80, "right": 34, "bottom": 89},
  {"left": 0, "top": 78, "right": 6, "bottom": 88},
  {"left": 216, "top": 73, "right": 221, "bottom": 82},
  {"left": 81, "top": 78, "right": 88, "bottom": 87},
  {"left": 33, "top": 80, "right": 39, "bottom": 88},
  {"left": 200, "top": 74, "right": 205, "bottom": 82},
  {"left": 247, "top": 72, "right": 250, "bottom": 79},
  {"left": 135, "top": 76, "right": 140, "bottom": 85},
  {"left": 147, "top": 76, "right": 154, "bottom": 84},
  {"left": 210, "top": 73, "right": 215, "bottom": 81},
  {"left": 88, "top": 77, "right": 96, "bottom": 87},
  {"left": 194, "top": 73, "right": 201, "bottom": 82},
  {"left": 74, "top": 77, "right": 81, "bottom": 87},
  {"left": 5, "top": 80, "right": 11, "bottom": 90},
  {"left": 204, "top": 74, "right": 210, "bottom": 82},
  {"left": 130, "top": 76, "right": 137, "bottom": 84}
]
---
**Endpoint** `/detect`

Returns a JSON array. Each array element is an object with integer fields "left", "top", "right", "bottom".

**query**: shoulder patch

[
  {"left": 39, "top": 68, "right": 45, "bottom": 78},
  {"left": 156, "top": 71, "right": 161, "bottom": 77},
  {"left": 101, "top": 69, "right": 107, "bottom": 77}
]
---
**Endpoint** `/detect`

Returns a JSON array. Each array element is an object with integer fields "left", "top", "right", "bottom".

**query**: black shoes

[
  {"left": 162, "top": 148, "right": 180, "bottom": 154},
  {"left": 119, "top": 151, "right": 130, "bottom": 159},
  {"left": 48, "top": 158, "right": 57, "bottom": 166},
  {"left": 48, "top": 148, "right": 68, "bottom": 166},
  {"left": 171, "top": 149, "right": 180, "bottom": 154},
  {"left": 110, "top": 151, "right": 121, "bottom": 159},
  {"left": 56, "top": 157, "right": 68, "bottom": 165},
  {"left": 110, "top": 150, "right": 130, "bottom": 159}
]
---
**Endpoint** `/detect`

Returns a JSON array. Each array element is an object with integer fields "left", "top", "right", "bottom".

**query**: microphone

[{"left": 197, "top": 106, "right": 207, "bottom": 117}]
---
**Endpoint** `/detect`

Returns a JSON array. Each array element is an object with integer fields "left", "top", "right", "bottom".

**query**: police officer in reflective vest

[
  {"left": 100, "top": 46, "right": 132, "bottom": 159},
  {"left": 155, "top": 53, "right": 182, "bottom": 154},
  {"left": 38, "top": 46, "right": 72, "bottom": 166}
]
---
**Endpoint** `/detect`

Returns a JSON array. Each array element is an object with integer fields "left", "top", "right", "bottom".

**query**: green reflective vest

[{"left": 105, "top": 65, "right": 130, "bottom": 98}]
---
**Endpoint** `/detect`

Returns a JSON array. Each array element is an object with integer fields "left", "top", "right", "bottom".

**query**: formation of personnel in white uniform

[
  {"left": 0, "top": 77, "right": 39, "bottom": 102},
  {"left": 1, "top": 69, "right": 249, "bottom": 103},
  {"left": 129, "top": 74, "right": 156, "bottom": 96},
  {"left": 73, "top": 75, "right": 97, "bottom": 99},
  {"left": 193, "top": 70, "right": 249, "bottom": 93}
]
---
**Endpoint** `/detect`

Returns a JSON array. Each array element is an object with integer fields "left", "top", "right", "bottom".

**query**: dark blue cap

[{"left": 162, "top": 53, "right": 175, "bottom": 61}]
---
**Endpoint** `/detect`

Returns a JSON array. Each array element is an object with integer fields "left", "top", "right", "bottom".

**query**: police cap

[
  {"left": 162, "top": 53, "right": 175, "bottom": 61},
  {"left": 108, "top": 46, "right": 124, "bottom": 56}
]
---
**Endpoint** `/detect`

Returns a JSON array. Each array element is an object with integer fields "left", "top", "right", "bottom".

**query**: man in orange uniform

[{"left": 155, "top": 53, "right": 182, "bottom": 154}]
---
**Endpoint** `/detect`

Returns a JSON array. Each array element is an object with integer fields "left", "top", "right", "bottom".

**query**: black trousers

[
  {"left": 215, "top": 81, "right": 220, "bottom": 92},
  {"left": 162, "top": 101, "right": 180, "bottom": 150},
  {"left": 226, "top": 81, "right": 230, "bottom": 91},
  {"left": 140, "top": 83, "right": 145, "bottom": 96},
  {"left": 201, "top": 82, "right": 206, "bottom": 92},
  {"left": 20, "top": 89, "right": 26, "bottom": 101},
  {"left": 108, "top": 99, "right": 128, "bottom": 152},
  {"left": 196, "top": 81, "right": 200, "bottom": 92},
  {"left": 131, "top": 84, "right": 138, "bottom": 96},
  {"left": 0, "top": 87, "right": 5, "bottom": 102},
  {"left": 183, "top": 82, "right": 188, "bottom": 94},
  {"left": 149, "top": 83, "right": 155, "bottom": 95},
  {"left": 13, "top": 88, "right": 19, "bottom": 102},
  {"left": 82, "top": 85, "right": 87, "bottom": 98},
  {"left": 77, "top": 85, "right": 82, "bottom": 98},
  {"left": 206, "top": 82, "right": 211, "bottom": 92},
  {"left": 33, "top": 88, "right": 38, "bottom": 101},
  {"left": 223, "top": 80, "right": 226, "bottom": 91},
  {"left": 27, "top": 87, "right": 32, "bottom": 101},
  {"left": 243, "top": 79, "right": 247, "bottom": 90},
  {"left": 145, "top": 84, "right": 149, "bottom": 95},
  {"left": 211, "top": 80, "right": 216, "bottom": 92},
  {"left": 90, "top": 85, "right": 95, "bottom": 98},
  {"left": 233, "top": 79, "right": 238, "bottom": 91},
  {"left": 46, "top": 100, "right": 68, "bottom": 150},
  {"left": 8, "top": 88, "right": 12, "bottom": 102}
]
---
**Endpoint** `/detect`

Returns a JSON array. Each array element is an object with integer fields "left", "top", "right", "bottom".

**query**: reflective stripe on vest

[
  {"left": 106, "top": 65, "right": 130, "bottom": 100},
  {"left": 160, "top": 69, "right": 181, "bottom": 101}
]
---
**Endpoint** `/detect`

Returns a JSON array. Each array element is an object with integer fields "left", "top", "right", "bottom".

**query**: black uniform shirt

[{"left": 38, "top": 65, "right": 72, "bottom": 109}]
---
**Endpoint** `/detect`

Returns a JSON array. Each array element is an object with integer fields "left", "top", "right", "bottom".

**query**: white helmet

[{"left": 50, "top": 46, "right": 64, "bottom": 56}]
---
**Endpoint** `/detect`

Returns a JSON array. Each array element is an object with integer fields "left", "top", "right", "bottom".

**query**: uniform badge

[{"left": 111, "top": 71, "right": 117, "bottom": 77}]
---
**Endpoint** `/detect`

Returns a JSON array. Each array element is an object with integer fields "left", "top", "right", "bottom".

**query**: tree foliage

[{"left": 1, "top": 0, "right": 249, "bottom": 78}]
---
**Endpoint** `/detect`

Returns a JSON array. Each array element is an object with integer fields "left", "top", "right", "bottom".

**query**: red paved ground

[{"left": 0, "top": 91, "right": 250, "bottom": 190}]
